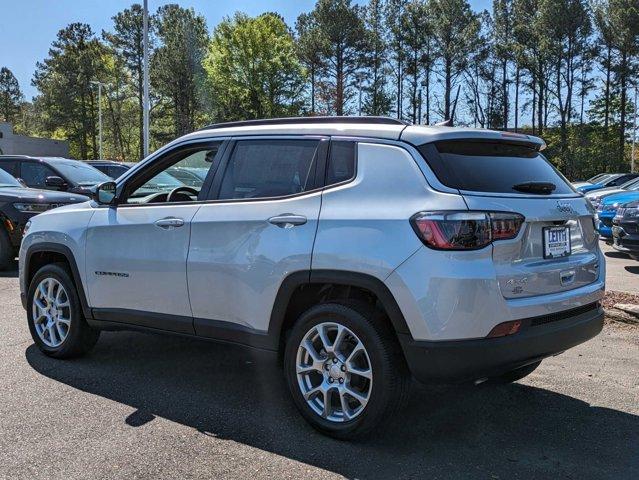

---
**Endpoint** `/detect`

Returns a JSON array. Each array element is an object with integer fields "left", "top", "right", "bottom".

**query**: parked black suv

[
  {"left": 611, "top": 201, "right": 639, "bottom": 259},
  {"left": 85, "top": 160, "right": 132, "bottom": 179},
  {"left": 0, "top": 168, "right": 88, "bottom": 269},
  {"left": 0, "top": 156, "right": 111, "bottom": 195}
]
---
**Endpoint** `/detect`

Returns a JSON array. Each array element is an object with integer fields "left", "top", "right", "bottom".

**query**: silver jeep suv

[{"left": 19, "top": 117, "right": 605, "bottom": 439}]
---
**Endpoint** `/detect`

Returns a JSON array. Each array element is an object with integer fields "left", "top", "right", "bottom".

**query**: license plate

[{"left": 543, "top": 226, "right": 571, "bottom": 259}]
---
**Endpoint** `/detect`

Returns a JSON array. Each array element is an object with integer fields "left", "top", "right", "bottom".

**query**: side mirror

[
  {"left": 16, "top": 178, "right": 27, "bottom": 187},
  {"left": 45, "top": 175, "right": 66, "bottom": 190},
  {"left": 93, "top": 181, "right": 117, "bottom": 205}
]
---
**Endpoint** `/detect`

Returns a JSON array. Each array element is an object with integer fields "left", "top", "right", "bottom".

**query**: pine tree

[
  {"left": 362, "top": 0, "right": 393, "bottom": 116},
  {"left": 430, "top": 0, "right": 481, "bottom": 121},
  {"left": 306, "top": 0, "right": 367, "bottom": 115},
  {"left": 0, "top": 67, "right": 23, "bottom": 124},
  {"left": 152, "top": 5, "right": 209, "bottom": 139},
  {"left": 103, "top": 4, "right": 155, "bottom": 160}
]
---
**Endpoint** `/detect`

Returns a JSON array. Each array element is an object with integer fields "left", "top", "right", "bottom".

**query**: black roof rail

[{"left": 199, "top": 116, "right": 411, "bottom": 131}]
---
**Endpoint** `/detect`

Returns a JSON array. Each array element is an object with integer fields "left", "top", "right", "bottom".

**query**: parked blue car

[
  {"left": 596, "top": 190, "right": 639, "bottom": 238},
  {"left": 578, "top": 173, "right": 639, "bottom": 193}
]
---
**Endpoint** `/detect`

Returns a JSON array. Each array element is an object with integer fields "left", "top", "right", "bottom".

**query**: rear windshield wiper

[{"left": 512, "top": 182, "right": 556, "bottom": 194}]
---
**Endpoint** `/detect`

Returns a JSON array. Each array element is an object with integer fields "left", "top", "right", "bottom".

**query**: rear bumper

[{"left": 398, "top": 302, "right": 604, "bottom": 383}]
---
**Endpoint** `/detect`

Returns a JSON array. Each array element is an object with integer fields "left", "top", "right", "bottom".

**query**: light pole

[
  {"left": 420, "top": 80, "right": 428, "bottom": 125},
  {"left": 355, "top": 73, "right": 365, "bottom": 116},
  {"left": 632, "top": 84, "right": 638, "bottom": 173},
  {"left": 90, "top": 81, "right": 109, "bottom": 159},
  {"left": 143, "top": 0, "right": 150, "bottom": 158}
]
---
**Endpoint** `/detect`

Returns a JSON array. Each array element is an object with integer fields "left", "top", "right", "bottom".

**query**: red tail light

[
  {"left": 410, "top": 211, "right": 524, "bottom": 250},
  {"left": 490, "top": 212, "right": 525, "bottom": 240}
]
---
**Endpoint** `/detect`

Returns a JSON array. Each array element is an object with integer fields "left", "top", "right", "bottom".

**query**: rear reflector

[
  {"left": 487, "top": 320, "right": 522, "bottom": 338},
  {"left": 410, "top": 211, "right": 524, "bottom": 250}
]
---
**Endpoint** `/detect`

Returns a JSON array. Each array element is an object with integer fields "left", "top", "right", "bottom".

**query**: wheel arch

[
  {"left": 269, "top": 269, "right": 410, "bottom": 352},
  {"left": 24, "top": 243, "right": 92, "bottom": 319}
]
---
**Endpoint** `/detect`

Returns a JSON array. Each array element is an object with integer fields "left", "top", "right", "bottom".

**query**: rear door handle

[
  {"left": 155, "top": 217, "right": 185, "bottom": 230},
  {"left": 268, "top": 214, "right": 307, "bottom": 228}
]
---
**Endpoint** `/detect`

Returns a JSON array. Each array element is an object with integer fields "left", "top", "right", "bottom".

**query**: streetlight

[
  {"left": 143, "top": 0, "right": 150, "bottom": 158},
  {"left": 90, "top": 80, "right": 110, "bottom": 159}
]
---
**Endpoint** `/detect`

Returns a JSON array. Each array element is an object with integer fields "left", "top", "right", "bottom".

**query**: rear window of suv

[{"left": 418, "top": 141, "right": 575, "bottom": 195}]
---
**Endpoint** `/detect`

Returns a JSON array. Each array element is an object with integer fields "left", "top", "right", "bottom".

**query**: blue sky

[{"left": 0, "top": 0, "right": 491, "bottom": 100}]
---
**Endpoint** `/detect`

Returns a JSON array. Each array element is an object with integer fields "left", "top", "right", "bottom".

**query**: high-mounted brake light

[{"left": 410, "top": 211, "right": 524, "bottom": 250}]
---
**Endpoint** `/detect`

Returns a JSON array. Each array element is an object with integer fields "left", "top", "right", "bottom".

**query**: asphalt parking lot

[
  {"left": 600, "top": 241, "right": 639, "bottom": 294},
  {"left": 1, "top": 263, "right": 638, "bottom": 479}
]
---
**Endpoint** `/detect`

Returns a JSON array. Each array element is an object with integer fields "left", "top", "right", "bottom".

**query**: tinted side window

[
  {"left": 91, "top": 164, "right": 109, "bottom": 175},
  {"left": 0, "top": 160, "right": 17, "bottom": 176},
  {"left": 107, "top": 165, "right": 128, "bottom": 179},
  {"left": 21, "top": 162, "right": 57, "bottom": 188},
  {"left": 326, "top": 141, "right": 356, "bottom": 186},
  {"left": 218, "top": 140, "right": 319, "bottom": 200},
  {"left": 418, "top": 141, "right": 574, "bottom": 194}
]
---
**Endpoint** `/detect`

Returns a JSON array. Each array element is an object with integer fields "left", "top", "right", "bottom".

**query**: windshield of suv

[
  {"left": 53, "top": 161, "right": 111, "bottom": 186},
  {"left": 418, "top": 141, "right": 575, "bottom": 195},
  {"left": 0, "top": 168, "right": 22, "bottom": 188}
]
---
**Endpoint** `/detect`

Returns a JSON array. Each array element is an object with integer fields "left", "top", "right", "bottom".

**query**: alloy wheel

[
  {"left": 32, "top": 277, "right": 71, "bottom": 348},
  {"left": 296, "top": 322, "right": 373, "bottom": 422}
]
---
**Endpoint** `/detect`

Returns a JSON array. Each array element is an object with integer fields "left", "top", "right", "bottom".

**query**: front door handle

[
  {"left": 268, "top": 214, "right": 307, "bottom": 228},
  {"left": 155, "top": 217, "right": 185, "bottom": 230}
]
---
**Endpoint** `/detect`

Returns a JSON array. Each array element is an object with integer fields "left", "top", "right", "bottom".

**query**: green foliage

[
  {"left": 103, "top": 3, "right": 155, "bottom": 159},
  {"left": 205, "top": 12, "right": 305, "bottom": 121},
  {"left": 543, "top": 125, "right": 632, "bottom": 180},
  {"left": 361, "top": 0, "right": 393, "bottom": 116},
  {"left": 401, "top": 0, "right": 434, "bottom": 122},
  {"left": 430, "top": 0, "right": 481, "bottom": 120},
  {"left": 32, "top": 23, "right": 112, "bottom": 159},
  {"left": 152, "top": 4, "right": 209, "bottom": 140},
  {"left": 303, "top": 0, "right": 367, "bottom": 115},
  {"left": 0, "top": 67, "right": 23, "bottom": 123},
  {"left": 17, "top": 0, "right": 639, "bottom": 177},
  {"left": 295, "top": 12, "right": 327, "bottom": 114}
]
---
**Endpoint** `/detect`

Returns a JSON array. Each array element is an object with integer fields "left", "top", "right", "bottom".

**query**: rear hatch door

[{"left": 422, "top": 138, "right": 600, "bottom": 299}]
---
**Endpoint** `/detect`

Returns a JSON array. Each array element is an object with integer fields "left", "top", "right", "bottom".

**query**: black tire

[
  {"left": 489, "top": 361, "right": 541, "bottom": 385},
  {"left": 0, "top": 227, "right": 14, "bottom": 270},
  {"left": 284, "top": 302, "right": 410, "bottom": 440},
  {"left": 26, "top": 263, "right": 100, "bottom": 358}
]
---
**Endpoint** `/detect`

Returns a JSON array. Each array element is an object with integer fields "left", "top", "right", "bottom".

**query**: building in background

[{"left": 0, "top": 123, "right": 69, "bottom": 157}]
